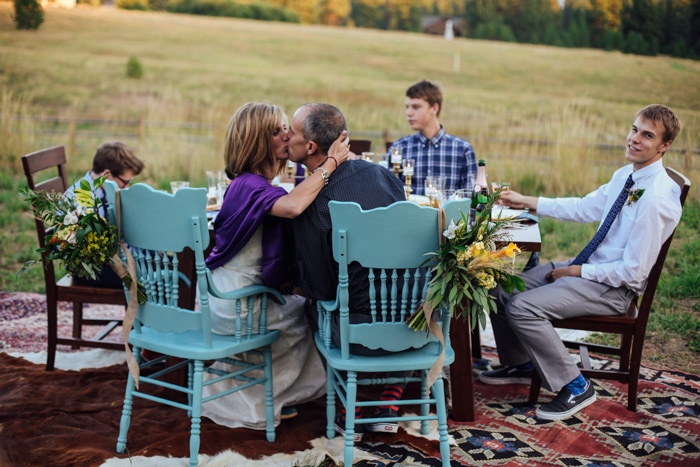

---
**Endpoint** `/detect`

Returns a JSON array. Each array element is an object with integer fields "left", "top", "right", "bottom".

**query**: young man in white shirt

[{"left": 478, "top": 104, "right": 683, "bottom": 420}]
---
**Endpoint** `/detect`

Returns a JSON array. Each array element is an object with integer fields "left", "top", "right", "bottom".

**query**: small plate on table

[
  {"left": 409, "top": 194, "right": 431, "bottom": 206},
  {"left": 492, "top": 206, "right": 538, "bottom": 224}
]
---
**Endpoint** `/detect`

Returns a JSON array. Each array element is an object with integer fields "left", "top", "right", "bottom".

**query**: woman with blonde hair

[{"left": 202, "top": 102, "right": 349, "bottom": 429}]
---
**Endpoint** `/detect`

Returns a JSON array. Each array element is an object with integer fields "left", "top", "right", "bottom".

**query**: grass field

[
  {"left": 1, "top": 4, "right": 699, "bottom": 190},
  {"left": 1, "top": 4, "right": 698, "bottom": 372}
]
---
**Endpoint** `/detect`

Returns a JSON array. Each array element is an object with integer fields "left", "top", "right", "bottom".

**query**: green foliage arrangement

[
  {"left": 125, "top": 56, "right": 144, "bottom": 79},
  {"left": 20, "top": 175, "right": 147, "bottom": 303},
  {"left": 165, "top": 0, "right": 300, "bottom": 23},
  {"left": 407, "top": 194, "right": 525, "bottom": 332},
  {"left": 13, "top": 0, "right": 43, "bottom": 30}
]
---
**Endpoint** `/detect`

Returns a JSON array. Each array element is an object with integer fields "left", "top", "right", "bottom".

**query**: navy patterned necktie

[{"left": 570, "top": 174, "right": 635, "bottom": 266}]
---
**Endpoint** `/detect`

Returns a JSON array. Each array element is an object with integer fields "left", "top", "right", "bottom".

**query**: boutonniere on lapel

[{"left": 626, "top": 187, "right": 645, "bottom": 206}]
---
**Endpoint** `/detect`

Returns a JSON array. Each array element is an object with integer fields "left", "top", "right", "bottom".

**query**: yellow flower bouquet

[
  {"left": 407, "top": 193, "right": 526, "bottom": 331},
  {"left": 20, "top": 175, "right": 147, "bottom": 304}
]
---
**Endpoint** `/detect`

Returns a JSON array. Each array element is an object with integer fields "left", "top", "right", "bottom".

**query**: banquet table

[{"left": 181, "top": 206, "right": 541, "bottom": 424}]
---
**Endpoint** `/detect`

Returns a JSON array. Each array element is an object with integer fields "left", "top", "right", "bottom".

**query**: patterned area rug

[
  {"left": 0, "top": 291, "right": 124, "bottom": 354},
  {"left": 1, "top": 292, "right": 699, "bottom": 466}
]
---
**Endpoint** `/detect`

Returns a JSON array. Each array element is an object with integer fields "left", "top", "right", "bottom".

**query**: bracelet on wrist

[{"left": 313, "top": 166, "right": 329, "bottom": 186}]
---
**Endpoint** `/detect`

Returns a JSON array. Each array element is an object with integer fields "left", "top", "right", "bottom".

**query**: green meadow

[{"left": 1, "top": 4, "right": 698, "bottom": 370}]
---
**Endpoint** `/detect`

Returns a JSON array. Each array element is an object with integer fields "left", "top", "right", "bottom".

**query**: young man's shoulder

[
  {"left": 441, "top": 131, "right": 473, "bottom": 148},
  {"left": 393, "top": 133, "right": 421, "bottom": 146}
]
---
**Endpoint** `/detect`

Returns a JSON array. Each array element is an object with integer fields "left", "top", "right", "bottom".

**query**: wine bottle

[{"left": 472, "top": 159, "right": 488, "bottom": 208}]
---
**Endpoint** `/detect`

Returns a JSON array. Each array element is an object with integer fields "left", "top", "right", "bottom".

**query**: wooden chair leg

[
  {"left": 72, "top": 301, "right": 83, "bottom": 349},
  {"left": 620, "top": 333, "right": 632, "bottom": 372},
  {"left": 325, "top": 362, "right": 336, "bottom": 440},
  {"left": 344, "top": 372, "right": 359, "bottom": 467},
  {"left": 46, "top": 298, "right": 58, "bottom": 371},
  {"left": 627, "top": 335, "right": 645, "bottom": 412},
  {"left": 528, "top": 371, "right": 542, "bottom": 405}
]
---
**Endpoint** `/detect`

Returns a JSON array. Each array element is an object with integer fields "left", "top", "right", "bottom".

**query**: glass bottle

[
  {"left": 475, "top": 193, "right": 488, "bottom": 214},
  {"left": 472, "top": 159, "right": 489, "bottom": 208}
]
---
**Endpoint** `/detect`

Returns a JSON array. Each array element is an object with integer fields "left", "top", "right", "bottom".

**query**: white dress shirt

[{"left": 537, "top": 160, "right": 682, "bottom": 292}]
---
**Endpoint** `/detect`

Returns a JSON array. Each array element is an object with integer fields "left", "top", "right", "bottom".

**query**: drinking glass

[
  {"left": 170, "top": 181, "right": 189, "bottom": 194},
  {"left": 424, "top": 176, "right": 437, "bottom": 197},
  {"left": 435, "top": 176, "right": 446, "bottom": 192},
  {"left": 438, "top": 189, "right": 456, "bottom": 207},
  {"left": 206, "top": 171, "right": 225, "bottom": 199},
  {"left": 362, "top": 152, "right": 375, "bottom": 163},
  {"left": 452, "top": 188, "right": 471, "bottom": 200},
  {"left": 217, "top": 181, "right": 229, "bottom": 201}
]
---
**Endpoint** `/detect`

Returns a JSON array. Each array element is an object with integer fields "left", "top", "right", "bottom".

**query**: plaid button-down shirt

[{"left": 388, "top": 126, "right": 477, "bottom": 196}]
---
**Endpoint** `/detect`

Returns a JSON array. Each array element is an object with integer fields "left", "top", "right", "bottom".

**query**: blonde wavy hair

[{"left": 223, "top": 102, "right": 287, "bottom": 180}]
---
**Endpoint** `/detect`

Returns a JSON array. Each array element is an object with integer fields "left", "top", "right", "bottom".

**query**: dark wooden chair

[
  {"left": 528, "top": 167, "right": 690, "bottom": 411},
  {"left": 349, "top": 138, "right": 372, "bottom": 155},
  {"left": 385, "top": 141, "right": 393, "bottom": 153},
  {"left": 21, "top": 146, "right": 126, "bottom": 371}
]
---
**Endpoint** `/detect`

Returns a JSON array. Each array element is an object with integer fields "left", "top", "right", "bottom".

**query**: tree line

[
  {"left": 460, "top": 0, "right": 700, "bottom": 59},
  {"left": 15, "top": 0, "right": 700, "bottom": 60},
  {"left": 134, "top": 0, "right": 700, "bottom": 60}
]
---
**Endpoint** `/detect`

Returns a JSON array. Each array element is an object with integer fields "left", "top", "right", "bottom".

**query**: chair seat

[
  {"left": 315, "top": 333, "right": 454, "bottom": 372},
  {"left": 130, "top": 328, "right": 281, "bottom": 361},
  {"left": 552, "top": 314, "right": 636, "bottom": 333}
]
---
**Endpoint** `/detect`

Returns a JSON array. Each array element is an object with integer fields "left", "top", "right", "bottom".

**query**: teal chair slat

[
  {"left": 105, "top": 182, "right": 282, "bottom": 467},
  {"left": 443, "top": 198, "right": 471, "bottom": 226},
  {"left": 329, "top": 201, "right": 438, "bottom": 268},
  {"left": 317, "top": 200, "right": 453, "bottom": 467},
  {"left": 347, "top": 322, "right": 438, "bottom": 352},
  {"left": 109, "top": 183, "right": 210, "bottom": 253}
]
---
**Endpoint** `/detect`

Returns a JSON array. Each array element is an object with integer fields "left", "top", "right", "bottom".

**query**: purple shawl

[{"left": 205, "top": 173, "right": 287, "bottom": 287}]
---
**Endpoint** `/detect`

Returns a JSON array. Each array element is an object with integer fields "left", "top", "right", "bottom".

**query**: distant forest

[{"left": 119, "top": 0, "right": 700, "bottom": 60}]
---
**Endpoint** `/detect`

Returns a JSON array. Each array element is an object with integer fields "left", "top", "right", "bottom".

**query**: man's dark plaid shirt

[{"left": 289, "top": 159, "right": 405, "bottom": 315}]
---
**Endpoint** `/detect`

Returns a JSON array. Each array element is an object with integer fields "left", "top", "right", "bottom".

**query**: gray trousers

[{"left": 490, "top": 261, "right": 635, "bottom": 392}]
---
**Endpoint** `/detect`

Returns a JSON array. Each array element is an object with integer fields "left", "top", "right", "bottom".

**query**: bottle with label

[
  {"left": 475, "top": 193, "right": 488, "bottom": 214},
  {"left": 472, "top": 159, "right": 489, "bottom": 209}
]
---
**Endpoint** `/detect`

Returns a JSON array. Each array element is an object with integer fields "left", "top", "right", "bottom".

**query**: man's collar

[
  {"left": 631, "top": 159, "right": 664, "bottom": 182},
  {"left": 417, "top": 125, "right": 445, "bottom": 145}
]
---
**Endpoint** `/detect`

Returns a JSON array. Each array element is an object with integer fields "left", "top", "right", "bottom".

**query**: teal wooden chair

[
  {"left": 107, "top": 183, "right": 283, "bottom": 467},
  {"left": 443, "top": 198, "right": 471, "bottom": 227},
  {"left": 317, "top": 200, "right": 454, "bottom": 467}
]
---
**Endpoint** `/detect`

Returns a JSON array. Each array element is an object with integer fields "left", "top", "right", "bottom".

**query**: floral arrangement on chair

[
  {"left": 20, "top": 175, "right": 147, "bottom": 304},
  {"left": 407, "top": 193, "right": 526, "bottom": 331}
]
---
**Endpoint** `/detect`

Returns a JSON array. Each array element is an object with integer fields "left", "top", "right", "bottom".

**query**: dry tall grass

[{"left": 1, "top": 4, "right": 698, "bottom": 195}]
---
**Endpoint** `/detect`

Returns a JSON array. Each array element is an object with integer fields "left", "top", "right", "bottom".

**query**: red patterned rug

[{"left": 1, "top": 292, "right": 699, "bottom": 466}]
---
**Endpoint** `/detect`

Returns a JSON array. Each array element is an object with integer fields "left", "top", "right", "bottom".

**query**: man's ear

[
  {"left": 659, "top": 139, "right": 672, "bottom": 155},
  {"left": 307, "top": 140, "right": 318, "bottom": 155},
  {"left": 430, "top": 103, "right": 440, "bottom": 115}
]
